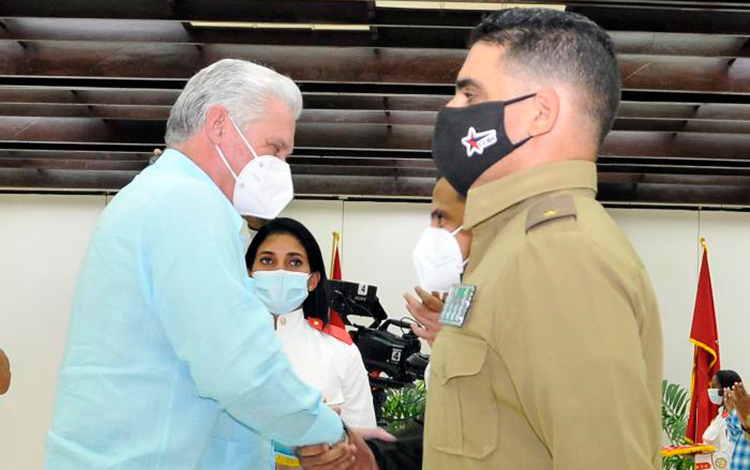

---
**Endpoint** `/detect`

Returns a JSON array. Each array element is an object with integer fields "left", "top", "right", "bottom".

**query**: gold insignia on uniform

[{"left": 525, "top": 194, "right": 577, "bottom": 232}]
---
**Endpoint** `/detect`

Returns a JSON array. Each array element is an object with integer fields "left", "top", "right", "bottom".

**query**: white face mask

[
  {"left": 214, "top": 115, "right": 294, "bottom": 219},
  {"left": 412, "top": 226, "right": 468, "bottom": 293},
  {"left": 708, "top": 388, "right": 723, "bottom": 406}
]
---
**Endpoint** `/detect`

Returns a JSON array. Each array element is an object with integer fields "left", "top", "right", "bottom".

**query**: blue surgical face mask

[{"left": 252, "top": 270, "right": 311, "bottom": 315}]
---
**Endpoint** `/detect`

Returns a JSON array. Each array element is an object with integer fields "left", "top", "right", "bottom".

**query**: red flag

[
  {"left": 686, "top": 238, "right": 721, "bottom": 443},
  {"left": 328, "top": 232, "right": 347, "bottom": 330}
]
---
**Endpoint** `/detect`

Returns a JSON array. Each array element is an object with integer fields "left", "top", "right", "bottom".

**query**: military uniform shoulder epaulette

[
  {"left": 525, "top": 194, "right": 578, "bottom": 233},
  {"left": 307, "top": 318, "right": 354, "bottom": 345}
]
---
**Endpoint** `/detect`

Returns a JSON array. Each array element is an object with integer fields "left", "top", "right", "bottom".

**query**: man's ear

[
  {"left": 308, "top": 272, "right": 321, "bottom": 292},
  {"left": 527, "top": 88, "right": 559, "bottom": 138},
  {"left": 205, "top": 105, "right": 228, "bottom": 146}
]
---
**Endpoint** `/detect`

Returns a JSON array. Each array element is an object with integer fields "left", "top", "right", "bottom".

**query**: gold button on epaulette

[{"left": 525, "top": 194, "right": 577, "bottom": 232}]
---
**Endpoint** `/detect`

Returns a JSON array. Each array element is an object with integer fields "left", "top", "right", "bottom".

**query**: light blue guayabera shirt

[{"left": 45, "top": 150, "right": 342, "bottom": 469}]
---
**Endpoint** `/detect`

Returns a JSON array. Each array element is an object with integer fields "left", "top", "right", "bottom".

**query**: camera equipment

[
  {"left": 325, "top": 279, "right": 428, "bottom": 388},
  {"left": 325, "top": 279, "right": 429, "bottom": 423}
]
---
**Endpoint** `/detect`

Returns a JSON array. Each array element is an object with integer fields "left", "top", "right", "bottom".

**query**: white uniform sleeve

[{"left": 339, "top": 344, "right": 377, "bottom": 428}]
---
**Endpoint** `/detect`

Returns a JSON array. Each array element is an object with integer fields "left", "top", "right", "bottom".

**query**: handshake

[{"left": 297, "top": 427, "right": 396, "bottom": 470}]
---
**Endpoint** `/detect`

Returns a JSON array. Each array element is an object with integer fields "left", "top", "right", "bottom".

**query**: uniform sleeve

[
  {"left": 145, "top": 185, "right": 342, "bottom": 446},
  {"left": 496, "top": 231, "right": 659, "bottom": 470},
  {"left": 339, "top": 343, "right": 377, "bottom": 428}
]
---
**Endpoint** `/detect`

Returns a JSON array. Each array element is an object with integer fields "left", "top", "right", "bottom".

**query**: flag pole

[
  {"left": 330, "top": 231, "right": 340, "bottom": 278},
  {"left": 700, "top": 237, "right": 708, "bottom": 254}
]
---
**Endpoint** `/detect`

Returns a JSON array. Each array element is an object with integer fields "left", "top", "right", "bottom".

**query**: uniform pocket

[{"left": 427, "top": 333, "right": 498, "bottom": 459}]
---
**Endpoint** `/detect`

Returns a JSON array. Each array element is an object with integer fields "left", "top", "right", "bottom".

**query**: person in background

[
  {"left": 0, "top": 348, "right": 10, "bottom": 394},
  {"left": 407, "top": 175, "right": 471, "bottom": 347},
  {"left": 248, "top": 218, "right": 376, "bottom": 429},
  {"left": 727, "top": 383, "right": 750, "bottom": 444},
  {"left": 704, "top": 370, "right": 742, "bottom": 455},
  {"left": 45, "top": 59, "right": 354, "bottom": 470},
  {"left": 203, "top": 218, "right": 377, "bottom": 469},
  {"left": 724, "top": 375, "right": 750, "bottom": 470},
  {"left": 299, "top": 176, "right": 470, "bottom": 470}
]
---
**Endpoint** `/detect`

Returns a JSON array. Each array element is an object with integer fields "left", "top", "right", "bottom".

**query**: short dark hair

[
  {"left": 245, "top": 217, "right": 330, "bottom": 324},
  {"left": 714, "top": 370, "right": 742, "bottom": 389},
  {"left": 470, "top": 8, "right": 620, "bottom": 142}
]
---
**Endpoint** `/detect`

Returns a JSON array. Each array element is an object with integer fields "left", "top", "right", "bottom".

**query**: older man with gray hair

[{"left": 45, "top": 59, "right": 352, "bottom": 470}]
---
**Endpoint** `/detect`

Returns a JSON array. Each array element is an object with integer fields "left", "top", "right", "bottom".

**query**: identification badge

[
  {"left": 440, "top": 284, "right": 476, "bottom": 327},
  {"left": 273, "top": 441, "right": 300, "bottom": 468}
]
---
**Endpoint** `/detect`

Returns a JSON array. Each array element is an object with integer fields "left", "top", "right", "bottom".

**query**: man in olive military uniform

[{"left": 425, "top": 8, "right": 662, "bottom": 470}]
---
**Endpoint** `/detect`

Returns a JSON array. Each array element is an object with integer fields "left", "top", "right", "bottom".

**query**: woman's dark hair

[
  {"left": 714, "top": 370, "right": 742, "bottom": 389},
  {"left": 245, "top": 217, "right": 329, "bottom": 324}
]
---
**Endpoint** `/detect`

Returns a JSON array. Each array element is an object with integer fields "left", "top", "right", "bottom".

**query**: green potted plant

[
  {"left": 381, "top": 380, "right": 427, "bottom": 433},
  {"left": 662, "top": 379, "right": 694, "bottom": 470}
]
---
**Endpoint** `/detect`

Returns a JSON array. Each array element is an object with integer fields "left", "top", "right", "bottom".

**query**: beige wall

[
  {"left": 0, "top": 194, "right": 105, "bottom": 470},
  {"left": 2, "top": 193, "right": 750, "bottom": 469}
]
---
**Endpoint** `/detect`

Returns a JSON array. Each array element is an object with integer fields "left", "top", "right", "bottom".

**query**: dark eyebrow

[
  {"left": 259, "top": 250, "right": 276, "bottom": 256},
  {"left": 456, "top": 78, "right": 483, "bottom": 92},
  {"left": 431, "top": 209, "right": 448, "bottom": 219},
  {"left": 286, "top": 251, "right": 306, "bottom": 258}
]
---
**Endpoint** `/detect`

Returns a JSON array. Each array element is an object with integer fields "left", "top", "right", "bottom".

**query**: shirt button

[{"left": 280, "top": 317, "right": 287, "bottom": 326}]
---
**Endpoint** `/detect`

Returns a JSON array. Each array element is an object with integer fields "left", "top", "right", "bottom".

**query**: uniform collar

[
  {"left": 464, "top": 160, "right": 597, "bottom": 230},
  {"left": 276, "top": 309, "right": 305, "bottom": 332},
  {"left": 155, "top": 149, "right": 245, "bottom": 235}
]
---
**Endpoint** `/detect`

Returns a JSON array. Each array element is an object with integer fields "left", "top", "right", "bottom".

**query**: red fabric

[
  {"left": 328, "top": 245, "right": 347, "bottom": 330},
  {"left": 686, "top": 249, "right": 721, "bottom": 443}
]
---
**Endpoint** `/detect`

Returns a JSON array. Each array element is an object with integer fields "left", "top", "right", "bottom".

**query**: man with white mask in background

[
  {"left": 409, "top": 175, "right": 471, "bottom": 348},
  {"left": 298, "top": 176, "right": 470, "bottom": 470},
  {"left": 45, "top": 59, "right": 355, "bottom": 470}
]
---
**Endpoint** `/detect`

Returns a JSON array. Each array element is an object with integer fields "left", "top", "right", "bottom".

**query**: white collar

[{"left": 275, "top": 308, "right": 305, "bottom": 331}]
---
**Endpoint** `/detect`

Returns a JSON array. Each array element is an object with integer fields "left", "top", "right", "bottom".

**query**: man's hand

[
  {"left": 728, "top": 383, "right": 750, "bottom": 427},
  {"left": 0, "top": 348, "right": 10, "bottom": 395},
  {"left": 243, "top": 215, "right": 268, "bottom": 231},
  {"left": 298, "top": 442, "right": 356, "bottom": 470},
  {"left": 405, "top": 287, "right": 445, "bottom": 347},
  {"left": 298, "top": 428, "right": 394, "bottom": 470},
  {"left": 725, "top": 387, "right": 737, "bottom": 412}
]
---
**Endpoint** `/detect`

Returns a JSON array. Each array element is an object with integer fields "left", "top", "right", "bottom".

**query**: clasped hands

[{"left": 297, "top": 427, "right": 395, "bottom": 470}]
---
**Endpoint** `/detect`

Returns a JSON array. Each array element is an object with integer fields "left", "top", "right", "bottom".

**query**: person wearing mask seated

[
  {"left": 0, "top": 348, "right": 10, "bottom": 395},
  {"left": 202, "top": 218, "right": 377, "bottom": 470},
  {"left": 704, "top": 370, "right": 742, "bottom": 456}
]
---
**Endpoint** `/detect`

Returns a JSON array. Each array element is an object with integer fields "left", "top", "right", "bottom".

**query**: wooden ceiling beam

[
  {"left": 3, "top": 86, "right": 750, "bottom": 121},
  {"left": 2, "top": 105, "right": 749, "bottom": 133},
  {"left": 3, "top": 19, "right": 749, "bottom": 58},
  {"left": 1, "top": 42, "right": 748, "bottom": 93},
  {"left": 3, "top": 0, "right": 750, "bottom": 33},
  {"left": 3, "top": 117, "right": 749, "bottom": 160},
  {"left": 6, "top": 166, "right": 750, "bottom": 206}
]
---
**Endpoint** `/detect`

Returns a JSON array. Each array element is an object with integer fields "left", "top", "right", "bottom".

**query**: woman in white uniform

[
  {"left": 200, "top": 218, "right": 375, "bottom": 470},
  {"left": 246, "top": 217, "right": 376, "bottom": 429}
]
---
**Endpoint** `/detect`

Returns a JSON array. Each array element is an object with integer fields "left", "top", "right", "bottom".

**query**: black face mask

[{"left": 431, "top": 93, "right": 536, "bottom": 196}]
